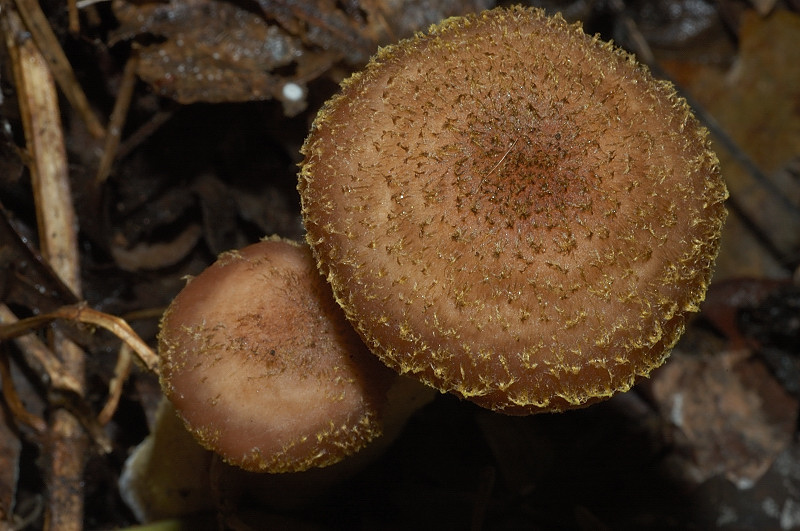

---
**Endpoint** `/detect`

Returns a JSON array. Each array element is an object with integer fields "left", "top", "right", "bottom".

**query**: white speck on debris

[{"left": 282, "top": 82, "right": 303, "bottom": 102}]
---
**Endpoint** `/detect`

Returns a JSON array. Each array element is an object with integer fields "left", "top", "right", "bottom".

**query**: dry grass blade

[
  {"left": 12, "top": 0, "right": 106, "bottom": 139},
  {"left": 96, "top": 52, "right": 140, "bottom": 184},
  {"left": 67, "top": 0, "right": 79, "bottom": 34},
  {"left": 97, "top": 344, "right": 134, "bottom": 425},
  {"left": 0, "top": 304, "right": 160, "bottom": 375}
]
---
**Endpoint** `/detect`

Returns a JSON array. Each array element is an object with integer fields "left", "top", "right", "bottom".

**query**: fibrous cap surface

[
  {"left": 158, "top": 238, "right": 395, "bottom": 471},
  {"left": 299, "top": 6, "right": 728, "bottom": 414}
]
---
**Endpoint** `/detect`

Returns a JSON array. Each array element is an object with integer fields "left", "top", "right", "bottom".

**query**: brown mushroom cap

[
  {"left": 298, "top": 7, "right": 728, "bottom": 414},
  {"left": 158, "top": 238, "right": 397, "bottom": 472}
]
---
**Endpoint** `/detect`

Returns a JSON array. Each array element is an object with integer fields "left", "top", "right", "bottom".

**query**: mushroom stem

[
  {"left": 118, "top": 398, "right": 215, "bottom": 523},
  {"left": 120, "top": 380, "right": 433, "bottom": 523}
]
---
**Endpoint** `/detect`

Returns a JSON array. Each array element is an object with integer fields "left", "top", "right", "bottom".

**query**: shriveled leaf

[
  {"left": 112, "top": 0, "right": 338, "bottom": 113},
  {"left": 0, "top": 208, "right": 79, "bottom": 313},
  {"left": 651, "top": 347, "right": 799, "bottom": 488}
]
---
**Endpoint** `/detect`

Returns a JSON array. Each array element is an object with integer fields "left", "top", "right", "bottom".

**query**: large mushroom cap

[
  {"left": 158, "top": 238, "right": 397, "bottom": 472},
  {"left": 299, "top": 7, "right": 728, "bottom": 414}
]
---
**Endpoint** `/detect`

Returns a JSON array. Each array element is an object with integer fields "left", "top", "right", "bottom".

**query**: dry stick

[
  {"left": 67, "top": 0, "right": 79, "bottom": 34},
  {"left": 116, "top": 109, "right": 174, "bottom": 161},
  {"left": 12, "top": 0, "right": 105, "bottom": 139},
  {"left": 606, "top": 0, "right": 655, "bottom": 65},
  {"left": 0, "top": 309, "right": 122, "bottom": 454},
  {"left": 96, "top": 52, "right": 140, "bottom": 184},
  {"left": 1, "top": 7, "right": 87, "bottom": 530},
  {"left": 121, "top": 306, "right": 168, "bottom": 323}
]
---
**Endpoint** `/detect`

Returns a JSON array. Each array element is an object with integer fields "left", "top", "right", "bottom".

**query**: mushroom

[
  {"left": 298, "top": 6, "right": 728, "bottom": 414},
  {"left": 158, "top": 237, "right": 430, "bottom": 472}
]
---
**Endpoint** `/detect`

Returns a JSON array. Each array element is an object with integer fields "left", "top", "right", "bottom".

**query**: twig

[
  {"left": 67, "top": 0, "right": 79, "bottom": 35},
  {"left": 116, "top": 109, "right": 174, "bottom": 161},
  {"left": 0, "top": 352, "right": 47, "bottom": 434},
  {"left": 98, "top": 344, "right": 133, "bottom": 425},
  {"left": 96, "top": 51, "right": 140, "bottom": 184},
  {"left": 11, "top": 0, "right": 106, "bottom": 138}
]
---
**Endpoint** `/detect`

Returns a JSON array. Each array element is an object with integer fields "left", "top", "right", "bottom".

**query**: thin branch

[
  {"left": 0, "top": 304, "right": 160, "bottom": 376},
  {"left": 96, "top": 51, "right": 140, "bottom": 184},
  {"left": 98, "top": 344, "right": 133, "bottom": 425},
  {"left": 0, "top": 353, "right": 47, "bottom": 434}
]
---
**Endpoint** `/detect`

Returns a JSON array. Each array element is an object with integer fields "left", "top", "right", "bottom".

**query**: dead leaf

[
  {"left": 112, "top": 0, "right": 339, "bottom": 113},
  {"left": 650, "top": 348, "right": 798, "bottom": 489},
  {"left": 0, "top": 208, "right": 79, "bottom": 313}
]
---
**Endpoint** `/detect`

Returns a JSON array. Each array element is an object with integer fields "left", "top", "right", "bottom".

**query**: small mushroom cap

[
  {"left": 158, "top": 238, "right": 397, "bottom": 472},
  {"left": 299, "top": 7, "right": 728, "bottom": 414}
]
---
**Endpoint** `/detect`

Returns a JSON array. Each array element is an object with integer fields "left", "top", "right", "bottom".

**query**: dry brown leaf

[
  {"left": 651, "top": 348, "right": 799, "bottom": 488},
  {"left": 111, "top": 0, "right": 493, "bottom": 113},
  {"left": 112, "top": 0, "right": 339, "bottom": 113}
]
